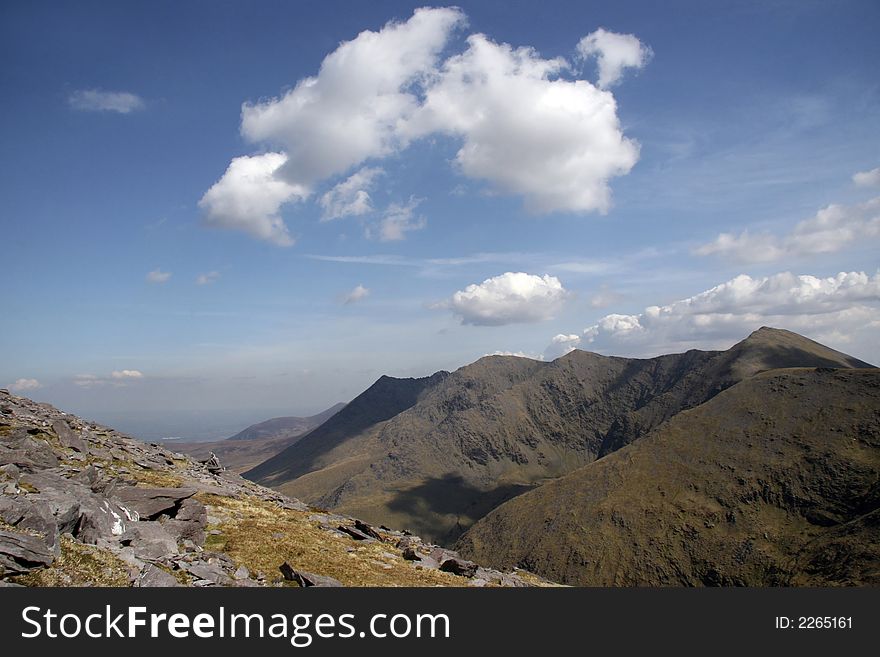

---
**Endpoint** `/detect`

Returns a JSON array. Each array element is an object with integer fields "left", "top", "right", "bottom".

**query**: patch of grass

[
  {"left": 13, "top": 535, "right": 130, "bottom": 587},
  {"left": 197, "top": 493, "right": 468, "bottom": 587}
]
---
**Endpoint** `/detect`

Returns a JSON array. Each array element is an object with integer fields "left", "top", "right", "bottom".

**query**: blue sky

[{"left": 1, "top": 1, "right": 879, "bottom": 438}]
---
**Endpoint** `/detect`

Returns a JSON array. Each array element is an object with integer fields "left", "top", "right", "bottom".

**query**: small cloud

[
  {"left": 485, "top": 350, "right": 542, "bottom": 360},
  {"left": 576, "top": 28, "right": 653, "bottom": 88},
  {"left": 441, "top": 272, "right": 569, "bottom": 326},
  {"left": 320, "top": 167, "right": 383, "bottom": 221},
  {"left": 146, "top": 269, "right": 172, "bottom": 284},
  {"left": 853, "top": 167, "right": 880, "bottom": 187},
  {"left": 590, "top": 285, "right": 625, "bottom": 308},
  {"left": 196, "top": 271, "right": 221, "bottom": 285},
  {"left": 543, "top": 334, "right": 582, "bottom": 360},
  {"left": 341, "top": 284, "right": 370, "bottom": 305},
  {"left": 73, "top": 374, "right": 103, "bottom": 389},
  {"left": 111, "top": 370, "right": 144, "bottom": 380},
  {"left": 371, "top": 197, "right": 427, "bottom": 241},
  {"left": 8, "top": 378, "right": 41, "bottom": 392},
  {"left": 68, "top": 89, "right": 145, "bottom": 114}
]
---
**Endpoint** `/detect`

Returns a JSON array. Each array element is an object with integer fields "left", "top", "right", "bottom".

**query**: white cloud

[
  {"left": 486, "top": 350, "right": 542, "bottom": 359},
  {"left": 409, "top": 33, "right": 640, "bottom": 214},
  {"left": 8, "top": 378, "right": 41, "bottom": 392},
  {"left": 695, "top": 197, "right": 880, "bottom": 263},
  {"left": 443, "top": 272, "right": 569, "bottom": 326},
  {"left": 240, "top": 7, "right": 465, "bottom": 187},
  {"left": 575, "top": 270, "right": 880, "bottom": 359},
  {"left": 146, "top": 269, "right": 172, "bottom": 284},
  {"left": 68, "top": 89, "right": 145, "bottom": 113},
  {"left": 205, "top": 9, "right": 647, "bottom": 241},
  {"left": 196, "top": 271, "right": 221, "bottom": 285},
  {"left": 73, "top": 374, "right": 102, "bottom": 389},
  {"left": 371, "top": 197, "right": 426, "bottom": 241},
  {"left": 199, "top": 152, "right": 307, "bottom": 246},
  {"left": 853, "top": 167, "right": 880, "bottom": 187},
  {"left": 111, "top": 370, "right": 144, "bottom": 380},
  {"left": 543, "top": 333, "right": 582, "bottom": 360},
  {"left": 320, "top": 167, "right": 383, "bottom": 221},
  {"left": 342, "top": 284, "right": 370, "bottom": 305},
  {"left": 576, "top": 28, "right": 652, "bottom": 88}
]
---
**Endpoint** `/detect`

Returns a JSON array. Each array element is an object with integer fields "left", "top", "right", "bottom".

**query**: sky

[{"left": 1, "top": 0, "right": 879, "bottom": 440}]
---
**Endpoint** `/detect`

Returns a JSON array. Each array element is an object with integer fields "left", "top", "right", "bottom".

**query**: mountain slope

[
  {"left": 457, "top": 367, "right": 880, "bottom": 585},
  {"left": 246, "top": 328, "right": 873, "bottom": 544},
  {"left": 173, "top": 403, "right": 346, "bottom": 473}
]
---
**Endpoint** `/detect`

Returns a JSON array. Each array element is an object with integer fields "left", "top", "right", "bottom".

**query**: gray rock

[
  {"left": 337, "top": 525, "right": 374, "bottom": 541},
  {"left": 119, "top": 523, "right": 179, "bottom": 560},
  {"left": 183, "top": 562, "right": 231, "bottom": 585},
  {"left": 160, "top": 498, "right": 207, "bottom": 546},
  {"left": 0, "top": 496, "right": 59, "bottom": 554},
  {"left": 439, "top": 556, "right": 478, "bottom": 578},
  {"left": 137, "top": 563, "right": 181, "bottom": 587},
  {"left": 51, "top": 419, "right": 88, "bottom": 454},
  {"left": 0, "top": 528, "right": 54, "bottom": 575},
  {"left": 233, "top": 565, "right": 250, "bottom": 580},
  {"left": 113, "top": 486, "right": 196, "bottom": 519},
  {"left": 279, "top": 562, "right": 343, "bottom": 587}
]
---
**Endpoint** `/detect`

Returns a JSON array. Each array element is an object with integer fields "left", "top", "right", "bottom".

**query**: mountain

[
  {"left": 245, "top": 328, "right": 873, "bottom": 544},
  {"left": 228, "top": 403, "right": 347, "bottom": 441},
  {"left": 0, "top": 388, "right": 549, "bottom": 587},
  {"left": 457, "top": 367, "right": 880, "bottom": 586},
  {"left": 172, "top": 403, "right": 346, "bottom": 473}
]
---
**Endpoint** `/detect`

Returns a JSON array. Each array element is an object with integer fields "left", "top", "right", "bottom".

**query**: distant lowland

[{"left": 3, "top": 327, "right": 878, "bottom": 587}]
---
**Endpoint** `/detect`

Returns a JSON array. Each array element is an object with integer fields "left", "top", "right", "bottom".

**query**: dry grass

[
  {"left": 13, "top": 535, "right": 130, "bottom": 587},
  {"left": 198, "top": 493, "right": 469, "bottom": 587}
]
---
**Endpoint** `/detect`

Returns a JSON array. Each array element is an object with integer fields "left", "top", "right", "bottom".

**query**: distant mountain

[
  {"left": 228, "top": 403, "right": 347, "bottom": 441},
  {"left": 174, "top": 402, "right": 345, "bottom": 474},
  {"left": 245, "top": 327, "right": 873, "bottom": 544},
  {"left": 457, "top": 367, "right": 880, "bottom": 586}
]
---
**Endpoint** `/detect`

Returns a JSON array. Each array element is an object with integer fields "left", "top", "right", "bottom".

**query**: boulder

[
  {"left": 0, "top": 496, "right": 59, "bottom": 554},
  {"left": 354, "top": 519, "right": 382, "bottom": 540},
  {"left": 159, "top": 498, "right": 207, "bottom": 546},
  {"left": 119, "top": 523, "right": 179, "bottom": 560},
  {"left": 51, "top": 420, "right": 88, "bottom": 454},
  {"left": 137, "top": 564, "right": 181, "bottom": 587},
  {"left": 0, "top": 529, "right": 54, "bottom": 576},
  {"left": 439, "top": 556, "right": 479, "bottom": 578},
  {"left": 113, "top": 486, "right": 196, "bottom": 519},
  {"left": 337, "top": 525, "right": 374, "bottom": 541},
  {"left": 182, "top": 562, "right": 232, "bottom": 586},
  {"left": 279, "top": 562, "right": 343, "bottom": 587}
]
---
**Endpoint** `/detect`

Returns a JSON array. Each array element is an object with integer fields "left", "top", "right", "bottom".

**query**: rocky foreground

[{"left": 0, "top": 388, "right": 550, "bottom": 587}]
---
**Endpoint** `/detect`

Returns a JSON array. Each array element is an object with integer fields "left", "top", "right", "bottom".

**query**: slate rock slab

[
  {"left": 279, "top": 562, "right": 343, "bottom": 587},
  {"left": 0, "top": 529, "right": 54, "bottom": 576},
  {"left": 113, "top": 486, "right": 196, "bottom": 519}
]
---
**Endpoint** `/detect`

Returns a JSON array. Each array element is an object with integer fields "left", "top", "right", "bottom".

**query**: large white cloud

[
  {"left": 68, "top": 89, "right": 144, "bottom": 113},
  {"left": 409, "top": 33, "right": 640, "bottom": 213},
  {"left": 241, "top": 7, "right": 465, "bottom": 187},
  {"left": 576, "top": 28, "right": 653, "bottom": 88},
  {"left": 203, "top": 9, "right": 648, "bottom": 243},
  {"left": 319, "top": 167, "right": 383, "bottom": 221},
  {"left": 570, "top": 271, "right": 880, "bottom": 360},
  {"left": 443, "top": 272, "right": 569, "bottom": 326},
  {"left": 695, "top": 197, "right": 880, "bottom": 263},
  {"left": 198, "top": 152, "right": 307, "bottom": 246}
]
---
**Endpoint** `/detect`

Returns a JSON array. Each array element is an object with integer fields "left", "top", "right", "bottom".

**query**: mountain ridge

[{"left": 245, "top": 327, "right": 874, "bottom": 544}]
